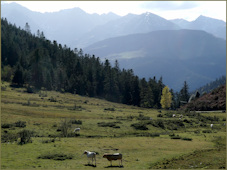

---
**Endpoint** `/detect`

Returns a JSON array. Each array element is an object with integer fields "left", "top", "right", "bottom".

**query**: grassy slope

[{"left": 1, "top": 82, "right": 226, "bottom": 169}]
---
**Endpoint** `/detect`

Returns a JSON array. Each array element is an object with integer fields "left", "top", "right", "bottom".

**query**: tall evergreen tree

[
  {"left": 24, "top": 22, "right": 31, "bottom": 34},
  {"left": 180, "top": 81, "right": 190, "bottom": 103},
  {"left": 12, "top": 63, "right": 24, "bottom": 86}
]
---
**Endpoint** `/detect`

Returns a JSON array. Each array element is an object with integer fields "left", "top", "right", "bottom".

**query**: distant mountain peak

[{"left": 195, "top": 15, "right": 226, "bottom": 23}]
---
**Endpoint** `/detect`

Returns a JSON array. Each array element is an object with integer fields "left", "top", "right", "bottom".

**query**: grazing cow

[
  {"left": 103, "top": 153, "right": 123, "bottom": 167},
  {"left": 73, "top": 128, "right": 80, "bottom": 133},
  {"left": 210, "top": 124, "right": 213, "bottom": 129},
  {"left": 172, "top": 114, "right": 176, "bottom": 118},
  {"left": 83, "top": 150, "right": 96, "bottom": 166}
]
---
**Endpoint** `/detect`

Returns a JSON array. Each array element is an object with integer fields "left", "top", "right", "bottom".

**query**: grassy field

[{"left": 1, "top": 81, "right": 226, "bottom": 169}]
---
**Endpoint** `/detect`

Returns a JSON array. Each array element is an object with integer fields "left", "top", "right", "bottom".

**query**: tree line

[{"left": 1, "top": 18, "right": 190, "bottom": 109}]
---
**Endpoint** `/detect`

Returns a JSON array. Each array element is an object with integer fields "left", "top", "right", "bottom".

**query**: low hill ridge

[{"left": 183, "top": 85, "right": 226, "bottom": 111}]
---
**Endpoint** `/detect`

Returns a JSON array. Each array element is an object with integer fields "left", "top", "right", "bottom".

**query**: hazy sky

[{"left": 2, "top": 1, "right": 226, "bottom": 22}]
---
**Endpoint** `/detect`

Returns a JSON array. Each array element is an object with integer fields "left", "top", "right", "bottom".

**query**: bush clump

[
  {"left": 1, "top": 123, "right": 13, "bottom": 129},
  {"left": 157, "top": 114, "right": 163, "bottom": 117},
  {"left": 150, "top": 119, "right": 165, "bottom": 129},
  {"left": 202, "top": 130, "right": 212, "bottom": 133},
  {"left": 1, "top": 121, "right": 26, "bottom": 129},
  {"left": 97, "top": 122, "right": 120, "bottom": 128},
  {"left": 131, "top": 122, "right": 148, "bottom": 130},
  {"left": 137, "top": 114, "right": 150, "bottom": 120},
  {"left": 18, "top": 129, "right": 34, "bottom": 145},
  {"left": 104, "top": 108, "right": 115, "bottom": 111},
  {"left": 42, "top": 138, "right": 56, "bottom": 144},
  {"left": 182, "top": 137, "right": 192, "bottom": 141},
  {"left": 38, "top": 152, "right": 73, "bottom": 161},
  {"left": 170, "top": 135, "right": 181, "bottom": 139},
  {"left": 14, "top": 121, "right": 26, "bottom": 128},
  {"left": 70, "top": 119, "right": 82, "bottom": 125},
  {"left": 49, "top": 96, "right": 57, "bottom": 102},
  {"left": 1, "top": 132, "right": 18, "bottom": 143}
]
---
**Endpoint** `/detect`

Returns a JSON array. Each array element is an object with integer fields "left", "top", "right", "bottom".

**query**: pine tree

[
  {"left": 179, "top": 81, "right": 190, "bottom": 104},
  {"left": 24, "top": 22, "right": 31, "bottom": 34},
  {"left": 160, "top": 86, "right": 172, "bottom": 109},
  {"left": 12, "top": 63, "right": 24, "bottom": 86}
]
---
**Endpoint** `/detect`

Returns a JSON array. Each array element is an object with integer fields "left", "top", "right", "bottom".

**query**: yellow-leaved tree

[{"left": 160, "top": 86, "right": 172, "bottom": 109}]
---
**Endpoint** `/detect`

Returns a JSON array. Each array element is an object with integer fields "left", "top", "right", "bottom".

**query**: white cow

[
  {"left": 210, "top": 124, "right": 213, "bottom": 129},
  {"left": 83, "top": 150, "right": 96, "bottom": 166},
  {"left": 73, "top": 128, "right": 80, "bottom": 133}
]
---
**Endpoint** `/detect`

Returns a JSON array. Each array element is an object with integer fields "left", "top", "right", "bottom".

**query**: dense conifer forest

[{"left": 1, "top": 18, "right": 192, "bottom": 108}]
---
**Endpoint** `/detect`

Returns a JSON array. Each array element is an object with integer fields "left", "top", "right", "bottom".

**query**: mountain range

[
  {"left": 2, "top": 3, "right": 226, "bottom": 48},
  {"left": 1, "top": 2, "right": 226, "bottom": 91},
  {"left": 85, "top": 29, "right": 226, "bottom": 91},
  {"left": 1, "top": 2, "right": 120, "bottom": 47}
]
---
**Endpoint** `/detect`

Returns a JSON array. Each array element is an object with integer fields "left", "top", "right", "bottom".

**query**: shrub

[
  {"left": 49, "top": 96, "right": 57, "bottom": 102},
  {"left": 164, "top": 112, "right": 173, "bottom": 118},
  {"left": 14, "top": 121, "right": 26, "bottom": 128},
  {"left": 150, "top": 119, "right": 165, "bottom": 129},
  {"left": 202, "top": 130, "right": 212, "bottom": 133},
  {"left": 52, "top": 123, "right": 57, "bottom": 127},
  {"left": 26, "top": 86, "right": 36, "bottom": 93},
  {"left": 104, "top": 108, "right": 115, "bottom": 111},
  {"left": 2, "top": 121, "right": 26, "bottom": 128},
  {"left": 194, "top": 130, "right": 200, "bottom": 134},
  {"left": 1, "top": 86, "right": 7, "bottom": 91},
  {"left": 39, "top": 91, "right": 47, "bottom": 97},
  {"left": 131, "top": 123, "right": 148, "bottom": 130},
  {"left": 97, "top": 122, "right": 120, "bottom": 128},
  {"left": 137, "top": 114, "right": 150, "bottom": 120},
  {"left": 182, "top": 137, "right": 192, "bottom": 141},
  {"left": 42, "top": 138, "right": 56, "bottom": 144},
  {"left": 58, "top": 119, "right": 72, "bottom": 137},
  {"left": 127, "top": 115, "right": 136, "bottom": 120},
  {"left": 1, "top": 123, "right": 13, "bottom": 129},
  {"left": 68, "top": 104, "right": 82, "bottom": 111},
  {"left": 157, "top": 114, "right": 163, "bottom": 117},
  {"left": 170, "top": 135, "right": 181, "bottom": 139},
  {"left": 150, "top": 133, "right": 160, "bottom": 137},
  {"left": 70, "top": 119, "right": 82, "bottom": 125},
  {"left": 169, "top": 133, "right": 175, "bottom": 137},
  {"left": 1, "top": 132, "right": 18, "bottom": 143},
  {"left": 199, "top": 123, "right": 207, "bottom": 127},
  {"left": 183, "top": 119, "right": 190, "bottom": 123},
  {"left": 18, "top": 129, "right": 34, "bottom": 145},
  {"left": 38, "top": 152, "right": 73, "bottom": 161}
]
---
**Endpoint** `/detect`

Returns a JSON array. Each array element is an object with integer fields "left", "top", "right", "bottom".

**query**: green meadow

[{"left": 1, "top": 82, "right": 226, "bottom": 169}]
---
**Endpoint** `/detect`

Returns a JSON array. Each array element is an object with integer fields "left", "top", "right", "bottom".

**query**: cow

[
  {"left": 73, "top": 128, "right": 80, "bottom": 133},
  {"left": 103, "top": 153, "right": 123, "bottom": 167}
]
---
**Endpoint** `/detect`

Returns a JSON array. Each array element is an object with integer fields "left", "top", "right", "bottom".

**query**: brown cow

[{"left": 103, "top": 153, "right": 123, "bottom": 167}]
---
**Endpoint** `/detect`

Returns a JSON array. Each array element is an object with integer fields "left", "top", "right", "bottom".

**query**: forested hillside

[
  {"left": 183, "top": 85, "right": 226, "bottom": 111},
  {"left": 2, "top": 18, "right": 177, "bottom": 108},
  {"left": 85, "top": 29, "right": 226, "bottom": 91},
  {"left": 193, "top": 76, "right": 226, "bottom": 95}
]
